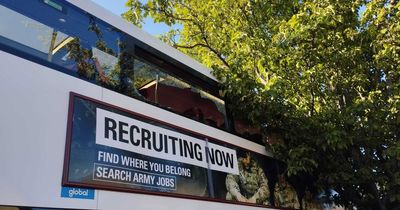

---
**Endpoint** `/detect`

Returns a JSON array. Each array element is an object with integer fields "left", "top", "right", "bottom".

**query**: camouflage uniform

[
  {"left": 274, "top": 179, "right": 300, "bottom": 209},
  {"left": 302, "top": 195, "right": 323, "bottom": 210},
  {"left": 225, "top": 157, "right": 270, "bottom": 205}
]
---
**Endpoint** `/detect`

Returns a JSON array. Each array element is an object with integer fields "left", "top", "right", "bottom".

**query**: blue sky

[{"left": 91, "top": 0, "right": 174, "bottom": 36}]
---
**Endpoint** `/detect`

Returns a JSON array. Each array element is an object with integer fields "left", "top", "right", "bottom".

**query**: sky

[{"left": 91, "top": 0, "right": 174, "bottom": 36}]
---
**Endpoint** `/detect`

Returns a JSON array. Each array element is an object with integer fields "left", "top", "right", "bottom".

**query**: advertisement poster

[
  {"left": 64, "top": 93, "right": 239, "bottom": 198},
  {"left": 63, "top": 93, "right": 316, "bottom": 209}
]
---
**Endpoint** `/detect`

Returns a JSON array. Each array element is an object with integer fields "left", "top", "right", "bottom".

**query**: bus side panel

[
  {"left": 0, "top": 51, "right": 100, "bottom": 209},
  {"left": 97, "top": 190, "right": 275, "bottom": 210},
  {"left": 0, "top": 51, "right": 273, "bottom": 210}
]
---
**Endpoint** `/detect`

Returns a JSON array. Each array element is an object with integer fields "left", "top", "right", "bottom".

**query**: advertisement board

[{"left": 63, "top": 92, "right": 302, "bottom": 208}]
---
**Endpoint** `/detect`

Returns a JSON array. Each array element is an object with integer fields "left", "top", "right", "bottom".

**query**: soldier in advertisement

[
  {"left": 274, "top": 174, "right": 300, "bottom": 209},
  {"left": 302, "top": 189, "right": 323, "bottom": 210},
  {"left": 225, "top": 152, "right": 270, "bottom": 205}
]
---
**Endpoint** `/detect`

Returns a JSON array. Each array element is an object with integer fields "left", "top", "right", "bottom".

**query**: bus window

[
  {"left": 0, "top": 1, "right": 120, "bottom": 84},
  {"left": 134, "top": 58, "right": 227, "bottom": 129},
  {"left": 233, "top": 118, "right": 263, "bottom": 144},
  {"left": 0, "top": 0, "right": 228, "bottom": 131}
]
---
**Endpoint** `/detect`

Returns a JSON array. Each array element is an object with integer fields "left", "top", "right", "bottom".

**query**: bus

[{"left": 0, "top": 0, "right": 305, "bottom": 210}]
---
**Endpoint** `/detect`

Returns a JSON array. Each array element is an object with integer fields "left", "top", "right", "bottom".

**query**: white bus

[{"left": 0, "top": 1, "right": 294, "bottom": 210}]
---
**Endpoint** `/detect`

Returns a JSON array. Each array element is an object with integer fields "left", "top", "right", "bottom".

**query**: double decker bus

[{"left": 0, "top": 1, "right": 300, "bottom": 210}]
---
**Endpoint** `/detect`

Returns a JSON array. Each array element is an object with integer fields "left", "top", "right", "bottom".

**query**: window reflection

[
  {"left": 0, "top": 4, "right": 68, "bottom": 59},
  {"left": 0, "top": 0, "right": 227, "bottom": 130},
  {"left": 0, "top": 3, "right": 120, "bottom": 82},
  {"left": 233, "top": 118, "right": 263, "bottom": 144},
  {"left": 133, "top": 59, "right": 226, "bottom": 129}
]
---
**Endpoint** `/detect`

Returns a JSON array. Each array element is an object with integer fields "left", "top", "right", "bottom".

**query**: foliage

[{"left": 123, "top": 0, "right": 400, "bottom": 209}]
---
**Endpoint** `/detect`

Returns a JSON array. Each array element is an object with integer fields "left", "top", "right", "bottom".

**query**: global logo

[
  {"left": 61, "top": 187, "right": 95, "bottom": 200},
  {"left": 69, "top": 188, "right": 89, "bottom": 197}
]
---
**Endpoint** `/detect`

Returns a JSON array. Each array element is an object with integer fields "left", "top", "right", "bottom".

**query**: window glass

[
  {"left": 0, "top": 4, "right": 67, "bottom": 54},
  {"left": 134, "top": 59, "right": 227, "bottom": 129},
  {"left": 0, "top": 0, "right": 120, "bottom": 82},
  {"left": 0, "top": 0, "right": 227, "bottom": 130},
  {"left": 233, "top": 118, "right": 263, "bottom": 144}
]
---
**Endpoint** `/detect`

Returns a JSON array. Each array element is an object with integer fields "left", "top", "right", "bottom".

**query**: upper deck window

[
  {"left": 0, "top": 0, "right": 227, "bottom": 130},
  {"left": 0, "top": 1, "right": 120, "bottom": 80},
  {"left": 133, "top": 58, "right": 226, "bottom": 128}
]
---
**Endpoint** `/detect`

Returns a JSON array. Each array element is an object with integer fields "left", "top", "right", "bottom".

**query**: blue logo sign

[{"left": 61, "top": 187, "right": 95, "bottom": 199}]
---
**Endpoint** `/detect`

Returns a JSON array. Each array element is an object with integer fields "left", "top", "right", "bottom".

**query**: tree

[{"left": 123, "top": 0, "right": 400, "bottom": 209}]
